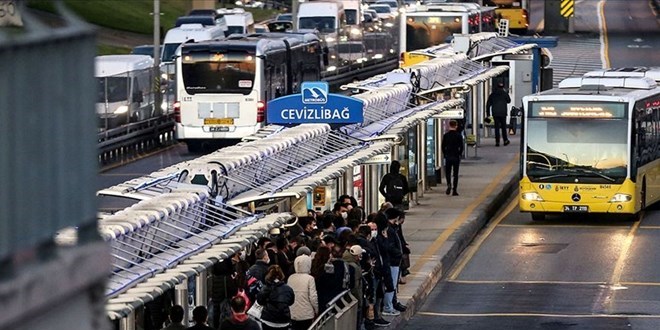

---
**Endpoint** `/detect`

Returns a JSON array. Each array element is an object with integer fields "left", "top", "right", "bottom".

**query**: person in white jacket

[{"left": 287, "top": 254, "right": 319, "bottom": 330}]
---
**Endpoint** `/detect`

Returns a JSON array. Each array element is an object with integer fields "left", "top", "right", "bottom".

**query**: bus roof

[
  {"left": 181, "top": 34, "right": 312, "bottom": 57},
  {"left": 95, "top": 55, "right": 153, "bottom": 77},
  {"left": 583, "top": 67, "right": 660, "bottom": 83}
]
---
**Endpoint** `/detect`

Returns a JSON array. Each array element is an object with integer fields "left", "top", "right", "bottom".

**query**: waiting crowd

[{"left": 157, "top": 191, "right": 411, "bottom": 330}]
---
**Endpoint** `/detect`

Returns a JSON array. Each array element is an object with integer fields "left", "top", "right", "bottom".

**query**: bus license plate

[
  {"left": 563, "top": 205, "right": 588, "bottom": 212},
  {"left": 209, "top": 126, "right": 230, "bottom": 132},
  {"left": 204, "top": 118, "right": 233, "bottom": 125}
]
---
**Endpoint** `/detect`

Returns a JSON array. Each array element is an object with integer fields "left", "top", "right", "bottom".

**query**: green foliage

[{"left": 97, "top": 44, "right": 132, "bottom": 56}]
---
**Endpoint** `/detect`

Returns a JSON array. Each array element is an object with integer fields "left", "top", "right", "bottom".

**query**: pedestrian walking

[
  {"left": 378, "top": 161, "right": 409, "bottom": 211},
  {"left": 441, "top": 119, "right": 464, "bottom": 196},
  {"left": 486, "top": 81, "right": 512, "bottom": 147}
]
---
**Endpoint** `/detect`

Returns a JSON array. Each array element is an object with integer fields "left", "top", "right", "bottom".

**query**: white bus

[
  {"left": 399, "top": 2, "right": 497, "bottom": 66},
  {"left": 174, "top": 33, "right": 324, "bottom": 151}
]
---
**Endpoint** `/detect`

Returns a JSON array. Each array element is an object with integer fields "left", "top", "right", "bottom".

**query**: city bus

[
  {"left": 519, "top": 68, "right": 660, "bottom": 221},
  {"left": 399, "top": 2, "right": 497, "bottom": 66},
  {"left": 174, "top": 33, "right": 324, "bottom": 151}
]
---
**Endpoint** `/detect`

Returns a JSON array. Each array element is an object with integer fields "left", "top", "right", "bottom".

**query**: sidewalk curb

[{"left": 388, "top": 168, "right": 520, "bottom": 329}]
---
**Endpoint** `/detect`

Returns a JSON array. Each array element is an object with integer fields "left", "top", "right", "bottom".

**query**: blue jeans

[{"left": 383, "top": 266, "right": 400, "bottom": 312}]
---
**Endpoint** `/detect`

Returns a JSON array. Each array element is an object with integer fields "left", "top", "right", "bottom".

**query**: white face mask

[
  {"left": 371, "top": 230, "right": 378, "bottom": 238},
  {"left": 341, "top": 212, "right": 348, "bottom": 219}
]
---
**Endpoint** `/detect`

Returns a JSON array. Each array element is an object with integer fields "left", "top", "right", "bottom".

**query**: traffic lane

[
  {"left": 403, "top": 201, "right": 660, "bottom": 329},
  {"left": 620, "top": 205, "right": 660, "bottom": 283},
  {"left": 607, "top": 33, "right": 660, "bottom": 68},
  {"left": 604, "top": 0, "right": 658, "bottom": 34},
  {"left": 98, "top": 142, "right": 199, "bottom": 190},
  {"left": 603, "top": 0, "right": 660, "bottom": 67}
]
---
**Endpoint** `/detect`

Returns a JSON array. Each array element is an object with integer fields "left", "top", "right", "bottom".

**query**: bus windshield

[
  {"left": 299, "top": 17, "right": 336, "bottom": 33},
  {"left": 525, "top": 118, "right": 629, "bottom": 184},
  {"left": 406, "top": 15, "right": 462, "bottom": 51},
  {"left": 181, "top": 51, "right": 256, "bottom": 95}
]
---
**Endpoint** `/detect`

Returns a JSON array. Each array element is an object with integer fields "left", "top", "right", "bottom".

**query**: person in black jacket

[
  {"left": 486, "top": 82, "right": 512, "bottom": 147},
  {"left": 381, "top": 208, "right": 403, "bottom": 316},
  {"left": 442, "top": 120, "right": 464, "bottom": 196},
  {"left": 257, "top": 265, "right": 295, "bottom": 330},
  {"left": 378, "top": 160, "right": 410, "bottom": 211}
]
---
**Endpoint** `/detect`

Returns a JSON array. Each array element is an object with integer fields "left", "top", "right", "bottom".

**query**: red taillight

[
  {"left": 257, "top": 101, "right": 266, "bottom": 123},
  {"left": 173, "top": 101, "right": 181, "bottom": 123}
]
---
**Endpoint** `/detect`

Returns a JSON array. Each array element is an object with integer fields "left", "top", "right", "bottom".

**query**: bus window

[
  {"left": 181, "top": 51, "right": 256, "bottom": 95},
  {"left": 406, "top": 16, "right": 462, "bottom": 51}
]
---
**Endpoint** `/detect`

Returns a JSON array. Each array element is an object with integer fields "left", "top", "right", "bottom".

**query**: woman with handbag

[{"left": 256, "top": 265, "right": 295, "bottom": 330}]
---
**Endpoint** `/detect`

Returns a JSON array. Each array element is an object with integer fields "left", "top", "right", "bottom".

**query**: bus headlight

[
  {"left": 522, "top": 192, "right": 544, "bottom": 201},
  {"left": 609, "top": 193, "right": 632, "bottom": 203},
  {"left": 114, "top": 105, "right": 129, "bottom": 115},
  {"left": 325, "top": 37, "right": 335, "bottom": 43},
  {"left": 384, "top": 22, "right": 394, "bottom": 28},
  {"left": 350, "top": 28, "right": 361, "bottom": 36}
]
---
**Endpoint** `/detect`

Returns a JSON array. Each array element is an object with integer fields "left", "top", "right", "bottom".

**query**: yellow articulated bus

[
  {"left": 399, "top": 2, "right": 496, "bottom": 67},
  {"left": 484, "top": 0, "right": 529, "bottom": 33},
  {"left": 520, "top": 68, "right": 660, "bottom": 221}
]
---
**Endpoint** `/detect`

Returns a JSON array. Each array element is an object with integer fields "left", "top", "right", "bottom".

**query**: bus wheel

[{"left": 531, "top": 212, "right": 545, "bottom": 221}]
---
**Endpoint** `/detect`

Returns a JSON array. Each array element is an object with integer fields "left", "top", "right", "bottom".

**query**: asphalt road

[{"left": 603, "top": 0, "right": 660, "bottom": 68}]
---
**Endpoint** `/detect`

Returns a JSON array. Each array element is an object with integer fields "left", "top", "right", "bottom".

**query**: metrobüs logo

[{"left": 302, "top": 82, "right": 328, "bottom": 104}]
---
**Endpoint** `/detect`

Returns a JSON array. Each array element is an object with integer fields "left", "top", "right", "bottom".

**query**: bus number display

[{"left": 530, "top": 102, "right": 626, "bottom": 119}]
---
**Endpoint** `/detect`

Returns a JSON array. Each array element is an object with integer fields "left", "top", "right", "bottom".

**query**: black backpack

[{"left": 386, "top": 174, "right": 405, "bottom": 202}]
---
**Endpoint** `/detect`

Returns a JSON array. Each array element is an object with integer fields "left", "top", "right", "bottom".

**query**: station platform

[{"left": 386, "top": 133, "right": 521, "bottom": 329}]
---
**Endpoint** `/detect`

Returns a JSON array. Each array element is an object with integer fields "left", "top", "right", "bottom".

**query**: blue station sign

[{"left": 267, "top": 82, "right": 364, "bottom": 125}]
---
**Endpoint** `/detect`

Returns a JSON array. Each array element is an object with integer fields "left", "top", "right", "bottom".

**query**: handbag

[{"left": 246, "top": 301, "right": 263, "bottom": 320}]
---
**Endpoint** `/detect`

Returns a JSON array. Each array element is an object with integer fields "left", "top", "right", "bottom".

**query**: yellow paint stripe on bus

[
  {"left": 409, "top": 154, "right": 519, "bottom": 276},
  {"left": 448, "top": 197, "right": 518, "bottom": 280}
]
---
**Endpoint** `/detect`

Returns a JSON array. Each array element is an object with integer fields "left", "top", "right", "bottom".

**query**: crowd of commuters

[{"left": 153, "top": 193, "right": 410, "bottom": 330}]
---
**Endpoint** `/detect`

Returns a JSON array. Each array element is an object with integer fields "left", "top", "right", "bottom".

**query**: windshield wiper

[
  {"left": 537, "top": 167, "right": 615, "bottom": 182},
  {"left": 538, "top": 174, "right": 571, "bottom": 180},
  {"left": 570, "top": 167, "right": 616, "bottom": 182}
]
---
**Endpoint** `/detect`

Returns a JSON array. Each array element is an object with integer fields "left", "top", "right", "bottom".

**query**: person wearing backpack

[{"left": 378, "top": 160, "right": 409, "bottom": 211}]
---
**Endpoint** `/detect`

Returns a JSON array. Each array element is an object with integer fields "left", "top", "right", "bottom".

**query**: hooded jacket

[
  {"left": 378, "top": 161, "right": 410, "bottom": 205},
  {"left": 287, "top": 255, "right": 319, "bottom": 321}
]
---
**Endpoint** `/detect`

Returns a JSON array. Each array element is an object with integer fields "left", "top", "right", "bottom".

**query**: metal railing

[{"left": 309, "top": 290, "right": 359, "bottom": 330}]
